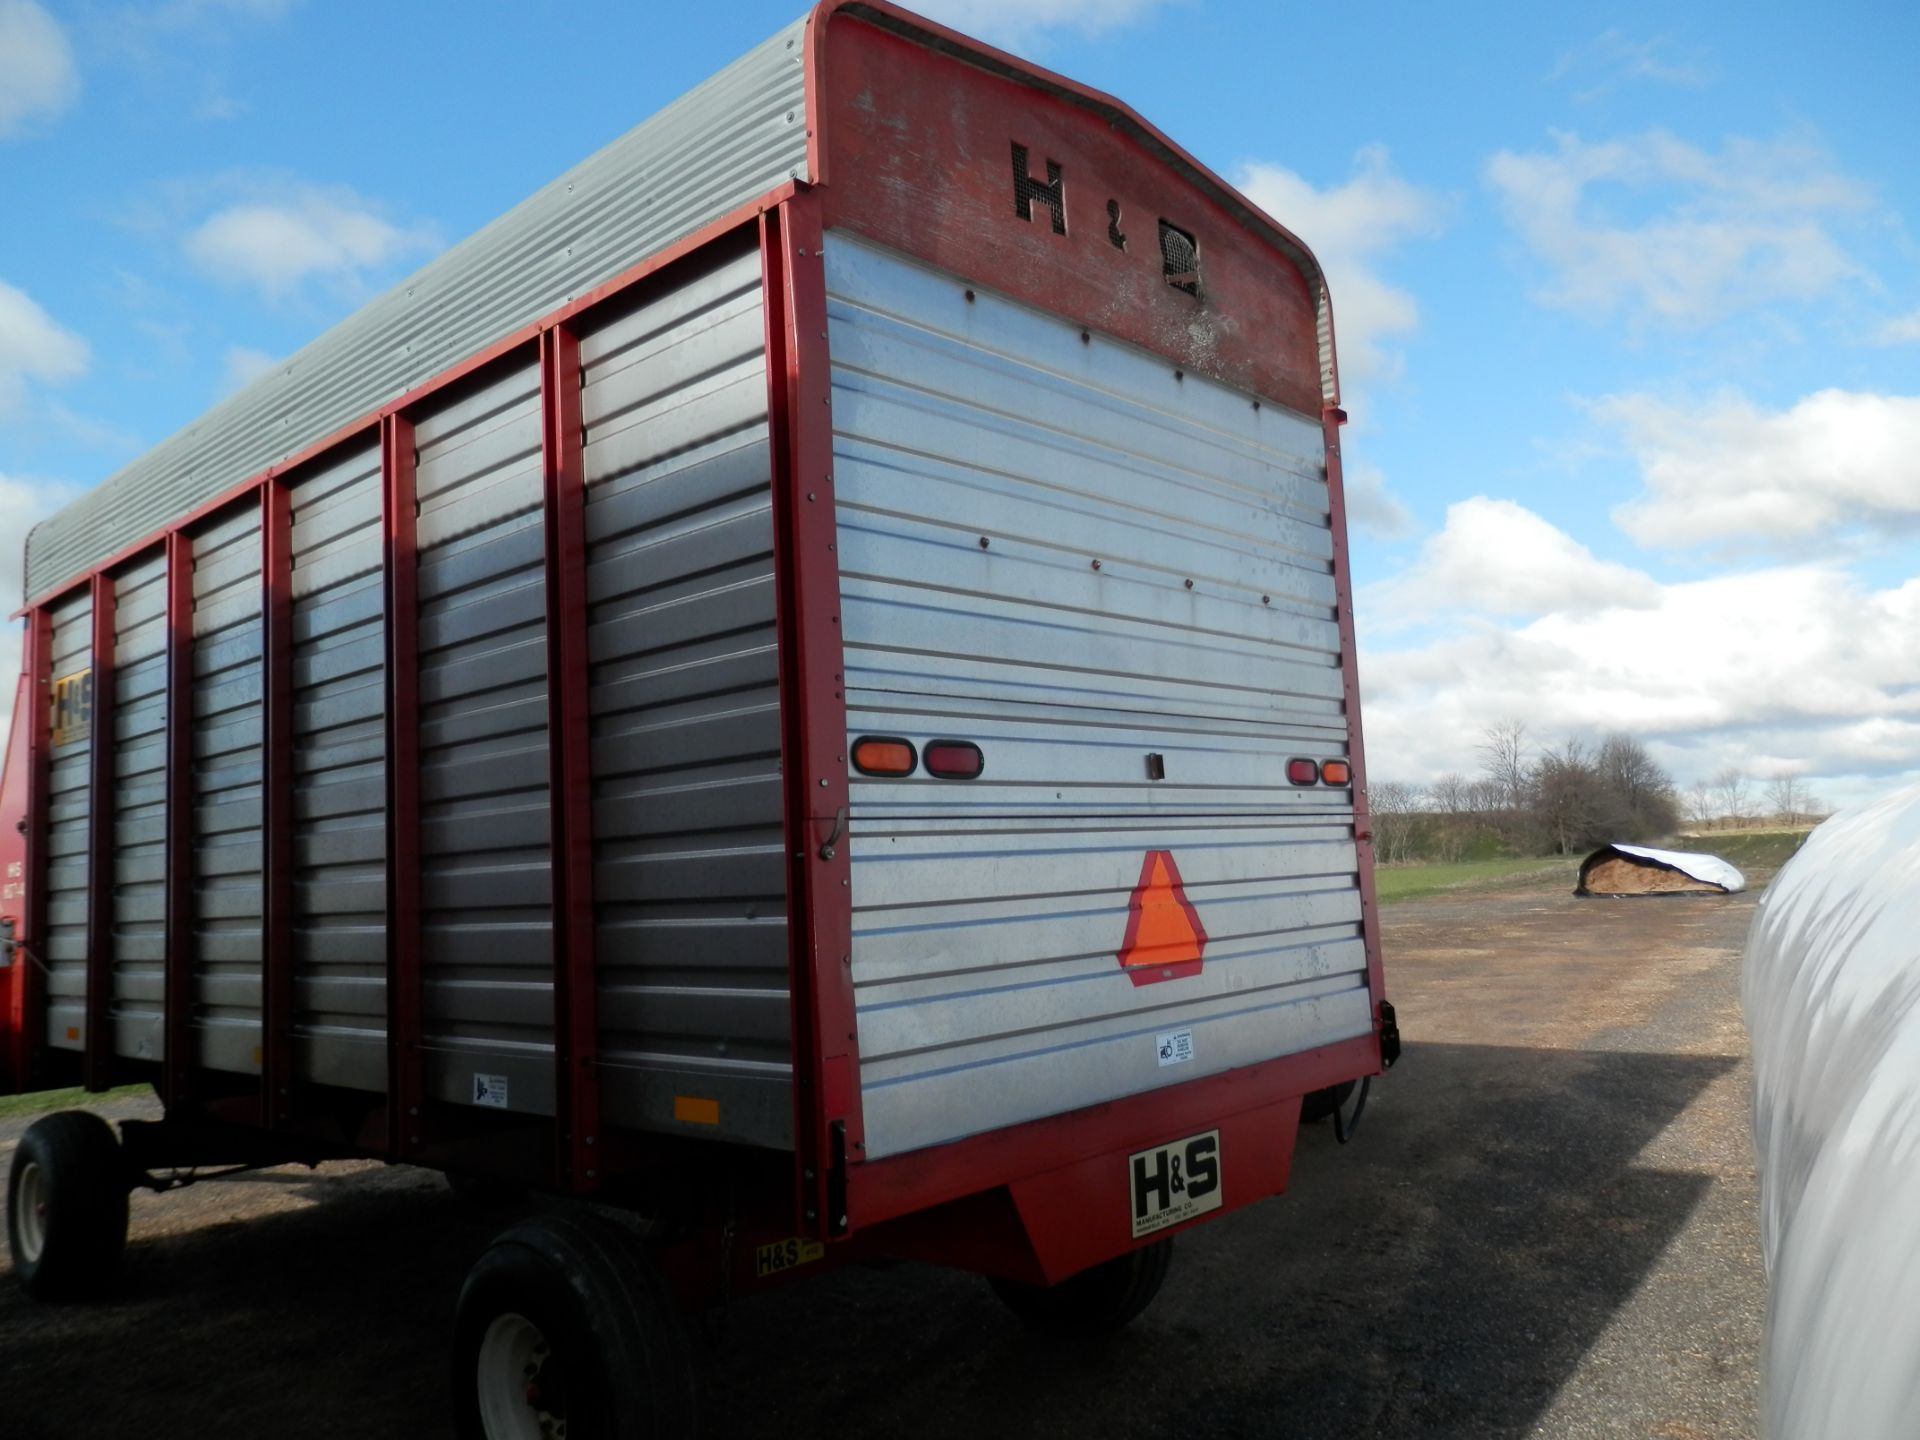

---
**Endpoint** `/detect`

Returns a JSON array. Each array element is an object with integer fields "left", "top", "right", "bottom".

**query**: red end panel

[
  {"left": 261, "top": 481, "right": 295, "bottom": 1125},
  {"left": 162, "top": 533, "right": 193, "bottom": 1105},
  {"left": 82, "top": 574, "right": 118, "bottom": 1091},
  {"left": 0, "top": 654, "right": 39, "bottom": 1094},
  {"left": 1321, "top": 409, "right": 1386, "bottom": 1047},
  {"left": 1007, "top": 1093, "right": 1299, "bottom": 1283},
  {"left": 540, "top": 324, "right": 602, "bottom": 1193},
  {"left": 764, "top": 196, "right": 861, "bottom": 1239},
  {"left": 814, "top": 10, "right": 1324, "bottom": 415},
  {"left": 382, "top": 415, "right": 424, "bottom": 1157},
  {"left": 848, "top": 1032, "right": 1374, "bottom": 1230}
]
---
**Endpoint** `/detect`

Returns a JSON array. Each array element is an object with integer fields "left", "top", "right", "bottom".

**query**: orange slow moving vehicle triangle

[{"left": 1117, "top": 849, "right": 1207, "bottom": 986}]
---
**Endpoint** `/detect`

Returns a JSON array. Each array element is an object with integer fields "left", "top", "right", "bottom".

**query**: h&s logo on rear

[{"left": 1129, "top": 1129, "right": 1222, "bottom": 1238}]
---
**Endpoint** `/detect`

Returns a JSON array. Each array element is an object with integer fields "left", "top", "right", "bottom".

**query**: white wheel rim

[
  {"left": 15, "top": 1159, "right": 46, "bottom": 1265},
  {"left": 476, "top": 1312, "right": 565, "bottom": 1440}
]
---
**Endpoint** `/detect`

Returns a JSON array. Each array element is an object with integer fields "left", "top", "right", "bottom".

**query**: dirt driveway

[{"left": 0, "top": 879, "right": 1764, "bottom": 1438}]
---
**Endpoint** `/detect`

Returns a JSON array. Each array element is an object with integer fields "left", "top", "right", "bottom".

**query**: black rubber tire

[
  {"left": 6, "top": 1109, "right": 132, "bottom": 1301},
  {"left": 1300, "top": 1080, "right": 1358, "bottom": 1124},
  {"left": 988, "top": 1237, "right": 1174, "bottom": 1336},
  {"left": 452, "top": 1211, "right": 696, "bottom": 1440},
  {"left": 444, "top": 1170, "right": 528, "bottom": 1209}
]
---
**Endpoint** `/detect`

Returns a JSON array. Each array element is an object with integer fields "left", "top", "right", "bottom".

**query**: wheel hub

[
  {"left": 14, "top": 1159, "right": 46, "bottom": 1265},
  {"left": 478, "top": 1312, "right": 567, "bottom": 1440}
]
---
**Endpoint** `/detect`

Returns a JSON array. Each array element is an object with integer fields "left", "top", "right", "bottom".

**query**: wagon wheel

[
  {"left": 988, "top": 1237, "right": 1175, "bottom": 1335},
  {"left": 1299, "top": 1080, "right": 1357, "bottom": 1124},
  {"left": 6, "top": 1110, "right": 133, "bottom": 1300},
  {"left": 452, "top": 1212, "right": 696, "bottom": 1440}
]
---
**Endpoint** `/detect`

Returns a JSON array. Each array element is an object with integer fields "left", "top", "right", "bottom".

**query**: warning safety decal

[
  {"left": 1128, "top": 1128, "right": 1223, "bottom": 1239},
  {"left": 1115, "top": 849, "right": 1207, "bottom": 986}
]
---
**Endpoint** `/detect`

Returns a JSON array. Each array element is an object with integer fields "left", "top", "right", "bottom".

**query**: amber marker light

[{"left": 852, "top": 736, "right": 917, "bottom": 776}]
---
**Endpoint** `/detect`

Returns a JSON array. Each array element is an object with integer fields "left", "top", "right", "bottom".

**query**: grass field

[
  {"left": 0, "top": 1083, "right": 150, "bottom": 1122},
  {"left": 1673, "top": 829, "right": 1813, "bottom": 879},
  {"left": 1375, "top": 856, "right": 1578, "bottom": 904}
]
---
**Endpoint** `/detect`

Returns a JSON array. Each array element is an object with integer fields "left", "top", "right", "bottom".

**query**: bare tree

[
  {"left": 1366, "top": 781, "right": 1423, "bottom": 866},
  {"left": 1531, "top": 738, "right": 1605, "bottom": 854},
  {"left": 1766, "top": 775, "right": 1807, "bottom": 828},
  {"left": 1712, "top": 767, "right": 1753, "bottom": 827},
  {"left": 1685, "top": 779, "right": 1716, "bottom": 830},
  {"left": 1479, "top": 719, "right": 1529, "bottom": 813},
  {"left": 1430, "top": 772, "right": 1470, "bottom": 816},
  {"left": 1594, "top": 733, "right": 1680, "bottom": 839}
]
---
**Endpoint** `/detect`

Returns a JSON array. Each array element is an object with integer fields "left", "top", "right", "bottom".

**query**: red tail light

[
  {"left": 1320, "top": 760, "right": 1351, "bottom": 786},
  {"left": 852, "top": 737, "right": 917, "bottom": 776},
  {"left": 922, "top": 741, "right": 984, "bottom": 780},
  {"left": 1287, "top": 758, "right": 1318, "bottom": 786}
]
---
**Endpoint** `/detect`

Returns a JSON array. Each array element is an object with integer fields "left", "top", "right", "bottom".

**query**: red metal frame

[
  {"left": 162, "top": 532, "right": 193, "bottom": 1105},
  {"left": 82, "top": 572, "right": 118, "bottom": 1089},
  {"left": 10, "top": 610, "right": 52, "bottom": 1091},
  {"left": 539, "top": 324, "right": 602, "bottom": 1191},
  {"left": 261, "top": 480, "right": 295, "bottom": 1124},
  {"left": 764, "top": 196, "right": 860, "bottom": 1239},
  {"left": 381, "top": 415, "right": 423, "bottom": 1157},
  {"left": 1321, "top": 407, "right": 1388, "bottom": 1018}
]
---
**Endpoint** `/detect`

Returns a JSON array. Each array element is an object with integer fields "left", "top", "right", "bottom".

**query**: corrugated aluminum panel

[
  {"left": 413, "top": 359, "right": 555, "bottom": 1115},
  {"left": 577, "top": 246, "right": 790, "bottom": 1148},
  {"left": 41, "top": 593, "right": 92, "bottom": 1053},
  {"left": 189, "top": 499, "right": 265, "bottom": 1075},
  {"left": 109, "top": 551, "right": 169, "bottom": 1062},
  {"left": 24, "top": 17, "right": 810, "bottom": 602},
  {"left": 288, "top": 444, "right": 388, "bottom": 1092},
  {"left": 824, "top": 235, "right": 1371, "bottom": 1159}
]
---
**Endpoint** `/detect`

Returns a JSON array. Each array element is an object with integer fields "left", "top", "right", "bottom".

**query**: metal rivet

[
  {"left": 1174, "top": 370, "right": 1184, "bottom": 382},
  {"left": 585, "top": 1169, "right": 596, "bottom": 1179},
  {"left": 806, "top": 1209, "right": 817, "bottom": 1220},
  {"left": 1080, "top": 330, "right": 1090, "bottom": 344},
  {"left": 819, "top": 777, "right": 829, "bottom": 787},
  {"left": 979, "top": 536, "right": 990, "bottom": 549},
  {"left": 965, "top": 289, "right": 976, "bottom": 302},
  {"left": 807, "top": 491, "right": 816, "bottom": 501},
  {"left": 1262, "top": 595, "right": 1271, "bottom": 605},
  {"left": 1091, "top": 559, "right": 1101, "bottom": 570},
  {"left": 1185, "top": 578, "right": 1194, "bottom": 589},
  {"left": 585, "top": 1136, "right": 595, "bottom": 1146}
]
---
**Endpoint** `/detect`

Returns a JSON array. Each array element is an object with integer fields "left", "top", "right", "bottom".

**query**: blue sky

[{"left": 4, "top": 0, "right": 1919, "bottom": 813}]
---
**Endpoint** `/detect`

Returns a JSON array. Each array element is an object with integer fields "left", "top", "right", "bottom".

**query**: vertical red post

[
  {"left": 382, "top": 414, "right": 424, "bottom": 1157},
  {"left": 162, "top": 530, "right": 195, "bottom": 1106},
  {"left": 540, "top": 324, "right": 601, "bottom": 1192},
  {"left": 261, "top": 480, "right": 295, "bottom": 1125},
  {"left": 13, "top": 608, "right": 53, "bottom": 1092},
  {"left": 1321, "top": 404, "right": 1388, "bottom": 1044},
  {"left": 82, "top": 572, "right": 118, "bottom": 1090},
  {"left": 763, "top": 197, "right": 860, "bottom": 1239}
]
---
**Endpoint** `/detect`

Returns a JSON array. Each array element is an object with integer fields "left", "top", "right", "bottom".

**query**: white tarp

[
  {"left": 1605, "top": 843, "right": 1748, "bottom": 893},
  {"left": 1744, "top": 788, "right": 1920, "bottom": 1436}
]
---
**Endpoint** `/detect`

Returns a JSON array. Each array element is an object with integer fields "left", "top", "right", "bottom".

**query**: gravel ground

[{"left": 0, "top": 877, "right": 1765, "bottom": 1438}]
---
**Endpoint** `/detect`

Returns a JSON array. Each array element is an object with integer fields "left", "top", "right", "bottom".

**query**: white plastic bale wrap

[{"left": 1743, "top": 787, "right": 1920, "bottom": 1437}]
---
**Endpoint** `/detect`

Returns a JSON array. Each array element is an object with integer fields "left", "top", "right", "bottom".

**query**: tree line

[{"left": 1366, "top": 721, "right": 1826, "bottom": 865}]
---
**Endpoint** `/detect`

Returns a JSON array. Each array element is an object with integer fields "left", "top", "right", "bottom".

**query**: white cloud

[
  {"left": 1236, "top": 146, "right": 1444, "bottom": 390},
  {"left": 1547, "top": 30, "right": 1711, "bottom": 97},
  {"left": 0, "top": 1, "right": 78, "bottom": 139},
  {"left": 1363, "top": 497, "right": 1658, "bottom": 624},
  {"left": 218, "top": 344, "right": 277, "bottom": 396},
  {"left": 0, "top": 473, "right": 82, "bottom": 689},
  {"left": 1485, "top": 130, "right": 1871, "bottom": 326},
  {"left": 1599, "top": 388, "right": 1920, "bottom": 548},
  {"left": 910, "top": 0, "right": 1168, "bottom": 44},
  {"left": 1344, "top": 463, "right": 1415, "bottom": 542},
  {"left": 1361, "top": 562, "right": 1920, "bottom": 802},
  {"left": 1873, "top": 309, "right": 1920, "bottom": 346},
  {"left": 184, "top": 183, "right": 438, "bottom": 302},
  {"left": 0, "top": 280, "right": 89, "bottom": 409}
]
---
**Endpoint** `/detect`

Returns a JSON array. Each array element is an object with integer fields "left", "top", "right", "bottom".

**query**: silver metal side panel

[
  {"left": 823, "top": 235, "right": 1370, "bottom": 1160},
  {"left": 189, "top": 500, "right": 265, "bottom": 1076},
  {"left": 41, "top": 593, "right": 92, "bottom": 1052},
  {"left": 578, "top": 248, "right": 791, "bottom": 1149},
  {"left": 413, "top": 361, "right": 555, "bottom": 1116},
  {"left": 289, "top": 444, "right": 388, "bottom": 1092},
  {"left": 110, "top": 552, "right": 169, "bottom": 1063},
  {"left": 25, "top": 16, "right": 810, "bottom": 601}
]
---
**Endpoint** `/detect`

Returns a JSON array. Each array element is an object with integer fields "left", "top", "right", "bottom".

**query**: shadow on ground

[{"left": 0, "top": 1041, "right": 1734, "bottom": 1439}]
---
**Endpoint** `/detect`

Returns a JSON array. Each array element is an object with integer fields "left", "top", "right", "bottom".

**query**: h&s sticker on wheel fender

[
  {"left": 1128, "top": 1129, "right": 1222, "bottom": 1239},
  {"left": 753, "top": 1237, "right": 826, "bottom": 1278}
]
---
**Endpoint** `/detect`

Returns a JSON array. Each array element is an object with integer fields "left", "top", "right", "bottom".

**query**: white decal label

[
  {"left": 473, "top": 1073, "right": 510, "bottom": 1110},
  {"left": 1156, "top": 1028, "right": 1194, "bottom": 1067},
  {"left": 1129, "top": 1129, "right": 1223, "bottom": 1239}
]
